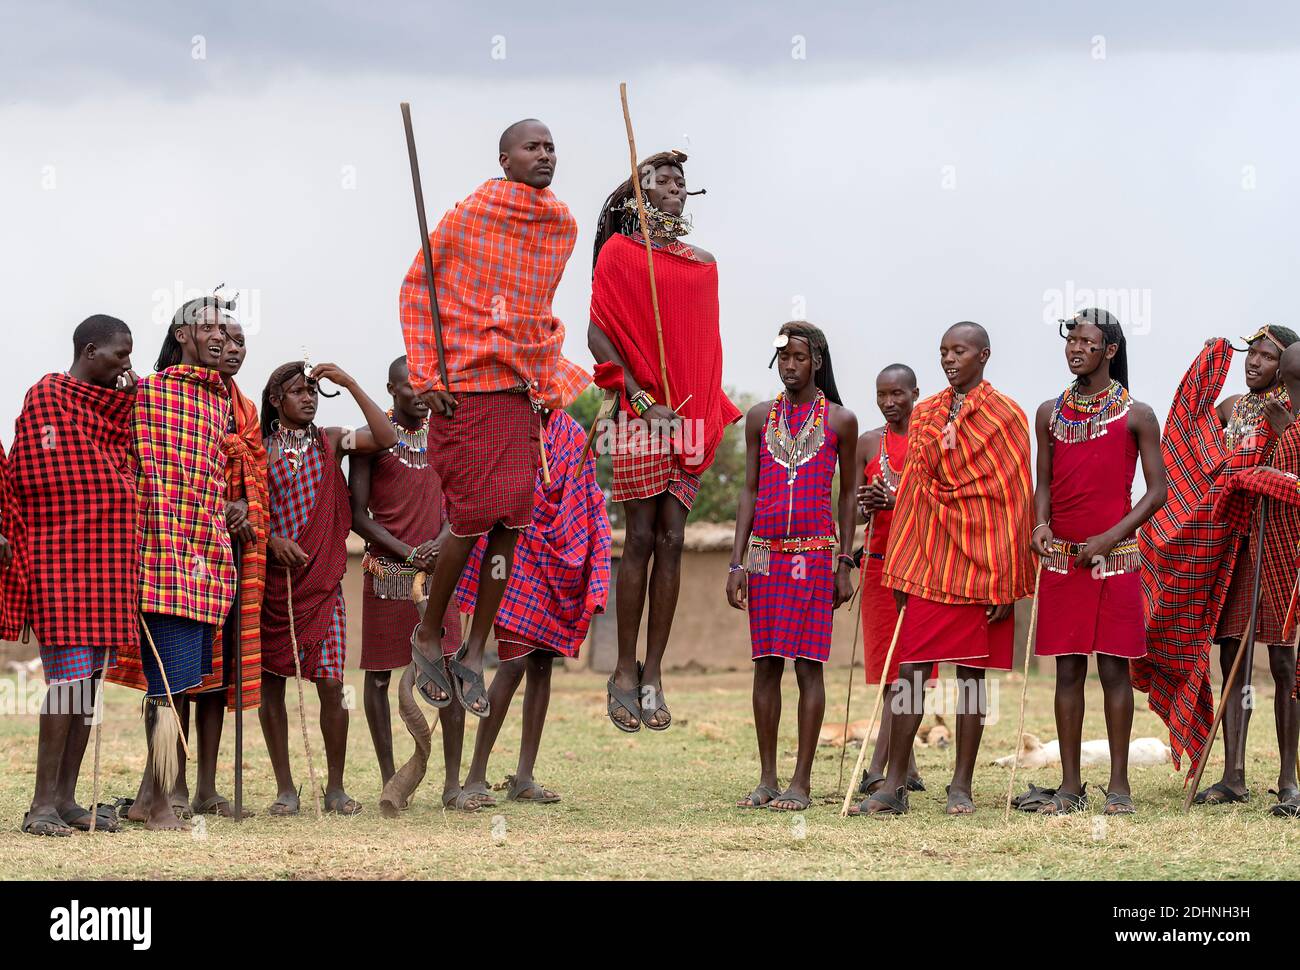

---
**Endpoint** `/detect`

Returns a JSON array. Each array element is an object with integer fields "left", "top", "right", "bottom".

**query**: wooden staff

[
  {"left": 399, "top": 102, "right": 451, "bottom": 395},
  {"left": 840, "top": 604, "right": 906, "bottom": 816},
  {"left": 139, "top": 618, "right": 192, "bottom": 759},
  {"left": 285, "top": 568, "right": 322, "bottom": 819},
  {"left": 87, "top": 645, "right": 109, "bottom": 833},
  {"left": 835, "top": 516, "right": 871, "bottom": 795},
  {"left": 619, "top": 82, "right": 672, "bottom": 409},
  {"left": 540, "top": 434, "right": 551, "bottom": 486},
  {"left": 1004, "top": 559, "right": 1044, "bottom": 820},
  {"left": 1185, "top": 499, "right": 1269, "bottom": 811}
]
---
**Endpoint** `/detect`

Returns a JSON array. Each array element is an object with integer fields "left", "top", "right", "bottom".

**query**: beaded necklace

[
  {"left": 1224, "top": 385, "right": 1288, "bottom": 452},
  {"left": 270, "top": 422, "right": 314, "bottom": 475},
  {"left": 765, "top": 390, "right": 827, "bottom": 485},
  {"left": 389, "top": 409, "right": 429, "bottom": 469},
  {"left": 1049, "top": 379, "right": 1131, "bottom": 443},
  {"left": 878, "top": 427, "right": 904, "bottom": 493},
  {"left": 946, "top": 390, "right": 967, "bottom": 424}
]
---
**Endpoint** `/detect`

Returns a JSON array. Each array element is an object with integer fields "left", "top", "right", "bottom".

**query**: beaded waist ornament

[
  {"left": 1049, "top": 380, "right": 1131, "bottom": 444},
  {"left": 361, "top": 551, "right": 429, "bottom": 600},
  {"left": 1043, "top": 536, "right": 1140, "bottom": 577},
  {"left": 744, "top": 534, "right": 837, "bottom": 576}
]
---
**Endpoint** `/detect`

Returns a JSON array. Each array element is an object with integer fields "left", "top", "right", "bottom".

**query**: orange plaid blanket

[{"left": 399, "top": 178, "right": 589, "bottom": 409}]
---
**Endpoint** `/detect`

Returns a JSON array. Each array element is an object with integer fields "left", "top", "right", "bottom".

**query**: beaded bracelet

[{"left": 728, "top": 562, "right": 745, "bottom": 574}]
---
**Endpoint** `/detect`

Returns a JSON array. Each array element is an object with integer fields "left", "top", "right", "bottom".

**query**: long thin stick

[
  {"left": 1004, "top": 559, "right": 1044, "bottom": 820},
  {"left": 619, "top": 82, "right": 672, "bottom": 409},
  {"left": 399, "top": 102, "right": 451, "bottom": 394},
  {"left": 540, "top": 434, "right": 551, "bottom": 486},
  {"left": 231, "top": 540, "right": 244, "bottom": 823},
  {"left": 835, "top": 517, "right": 872, "bottom": 795},
  {"left": 1233, "top": 501, "right": 1268, "bottom": 766},
  {"left": 285, "top": 568, "right": 322, "bottom": 819},
  {"left": 840, "top": 604, "right": 906, "bottom": 816},
  {"left": 139, "top": 618, "right": 192, "bottom": 759},
  {"left": 1185, "top": 500, "right": 1269, "bottom": 810},
  {"left": 87, "top": 646, "right": 109, "bottom": 833}
]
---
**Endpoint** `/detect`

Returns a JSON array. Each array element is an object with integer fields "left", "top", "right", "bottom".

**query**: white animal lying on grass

[{"left": 992, "top": 733, "right": 1171, "bottom": 769}]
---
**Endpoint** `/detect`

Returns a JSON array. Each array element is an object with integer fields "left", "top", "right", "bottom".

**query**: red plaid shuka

[
  {"left": 0, "top": 440, "right": 30, "bottom": 641},
  {"left": 610, "top": 417, "right": 702, "bottom": 510},
  {"left": 110, "top": 366, "right": 237, "bottom": 693},
  {"left": 1136, "top": 339, "right": 1287, "bottom": 774},
  {"left": 455, "top": 410, "right": 611, "bottom": 657},
  {"left": 399, "top": 178, "right": 589, "bottom": 409},
  {"left": 9, "top": 374, "right": 139, "bottom": 654}
]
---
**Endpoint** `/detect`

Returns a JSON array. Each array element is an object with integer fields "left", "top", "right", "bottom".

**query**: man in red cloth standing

[
  {"left": 400, "top": 119, "right": 588, "bottom": 723},
  {"left": 588, "top": 149, "right": 741, "bottom": 733},
  {"left": 1016, "top": 309, "right": 1166, "bottom": 816}
]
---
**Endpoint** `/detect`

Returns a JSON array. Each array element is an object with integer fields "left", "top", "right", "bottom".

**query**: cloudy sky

[{"left": 4, "top": 2, "right": 1299, "bottom": 445}]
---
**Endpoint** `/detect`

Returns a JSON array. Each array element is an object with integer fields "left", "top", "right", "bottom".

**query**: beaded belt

[
  {"left": 745, "top": 534, "right": 837, "bottom": 576},
  {"left": 361, "top": 551, "right": 426, "bottom": 600},
  {"left": 1044, "top": 536, "right": 1139, "bottom": 577}
]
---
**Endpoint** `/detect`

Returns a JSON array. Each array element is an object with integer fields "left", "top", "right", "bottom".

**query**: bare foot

[{"left": 945, "top": 784, "right": 976, "bottom": 815}]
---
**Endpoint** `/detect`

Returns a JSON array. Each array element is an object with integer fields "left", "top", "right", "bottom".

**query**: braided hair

[
  {"left": 772, "top": 320, "right": 843, "bottom": 405},
  {"left": 155, "top": 293, "right": 236, "bottom": 371},
  {"left": 1064, "top": 307, "right": 1130, "bottom": 390},
  {"left": 260, "top": 361, "right": 308, "bottom": 439},
  {"left": 592, "top": 150, "right": 688, "bottom": 273}
]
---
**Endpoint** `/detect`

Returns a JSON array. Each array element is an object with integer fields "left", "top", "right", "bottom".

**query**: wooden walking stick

[
  {"left": 1185, "top": 499, "right": 1269, "bottom": 811},
  {"left": 835, "top": 515, "right": 872, "bottom": 796},
  {"left": 87, "top": 645, "right": 109, "bottom": 833},
  {"left": 840, "top": 604, "right": 906, "bottom": 816},
  {"left": 285, "top": 567, "right": 322, "bottom": 819},
  {"left": 619, "top": 82, "right": 672, "bottom": 410},
  {"left": 1004, "top": 558, "right": 1044, "bottom": 820},
  {"left": 399, "top": 102, "right": 451, "bottom": 395}
]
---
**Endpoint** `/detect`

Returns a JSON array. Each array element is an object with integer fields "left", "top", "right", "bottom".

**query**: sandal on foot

[
  {"left": 1102, "top": 789, "right": 1136, "bottom": 815},
  {"left": 323, "top": 790, "right": 362, "bottom": 815},
  {"left": 858, "top": 770, "right": 886, "bottom": 795},
  {"left": 766, "top": 788, "right": 811, "bottom": 812},
  {"left": 849, "top": 786, "right": 909, "bottom": 816},
  {"left": 463, "top": 781, "right": 497, "bottom": 808},
  {"left": 449, "top": 645, "right": 491, "bottom": 718},
  {"left": 59, "top": 803, "right": 120, "bottom": 833},
  {"left": 639, "top": 666, "right": 671, "bottom": 732},
  {"left": 506, "top": 775, "right": 560, "bottom": 804},
  {"left": 191, "top": 794, "right": 252, "bottom": 819},
  {"left": 267, "top": 786, "right": 301, "bottom": 817},
  {"left": 945, "top": 785, "right": 976, "bottom": 815},
  {"left": 906, "top": 775, "right": 927, "bottom": 793},
  {"left": 738, "top": 784, "right": 782, "bottom": 808},
  {"left": 1193, "top": 781, "right": 1249, "bottom": 805},
  {"left": 410, "top": 625, "right": 454, "bottom": 709},
  {"left": 22, "top": 811, "right": 73, "bottom": 837},
  {"left": 442, "top": 787, "right": 484, "bottom": 813},
  {"left": 1011, "top": 782, "right": 1057, "bottom": 812},
  {"left": 170, "top": 797, "right": 194, "bottom": 820},
  {"left": 606, "top": 671, "right": 642, "bottom": 734},
  {"left": 1038, "top": 784, "right": 1088, "bottom": 815},
  {"left": 1269, "top": 788, "right": 1300, "bottom": 818}
]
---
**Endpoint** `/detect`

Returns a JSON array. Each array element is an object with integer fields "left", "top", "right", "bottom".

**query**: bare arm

[
  {"left": 1109, "top": 402, "right": 1167, "bottom": 539},
  {"left": 725, "top": 404, "right": 766, "bottom": 610},
  {"left": 348, "top": 449, "right": 412, "bottom": 562},
  {"left": 310, "top": 363, "right": 399, "bottom": 457},
  {"left": 1031, "top": 400, "right": 1054, "bottom": 556},
  {"left": 832, "top": 404, "right": 860, "bottom": 608}
]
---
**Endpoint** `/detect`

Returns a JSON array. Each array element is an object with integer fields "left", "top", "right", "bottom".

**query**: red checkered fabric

[
  {"left": 9, "top": 374, "right": 139, "bottom": 655},
  {"left": 261, "top": 430, "right": 351, "bottom": 681},
  {"left": 399, "top": 178, "right": 589, "bottom": 409},
  {"left": 0, "top": 440, "right": 29, "bottom": 641},
  {"left": 1136, "top": 339, "right": 1287, "bottom": 774},
  {"left": 428, "top": 390, "right": 540, "bottom": 536},
  {"left": 455, "top": 410, "right": 611, "bottom": 657},
  {"left": 610, "top": 417, "right": 702, "bottom": 510}
]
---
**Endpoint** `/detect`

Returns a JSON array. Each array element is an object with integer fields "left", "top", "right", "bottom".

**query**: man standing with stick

[
  {"left": 858, "top": 322, "right": 1034, "bottom": 817},
  {"left": 399, "top": 114, "right": 588, "bottom": 719}
]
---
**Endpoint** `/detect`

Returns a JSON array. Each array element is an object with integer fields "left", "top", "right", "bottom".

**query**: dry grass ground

[{"left": 0, "top": 665, "right": 1295, "bottom": 880}]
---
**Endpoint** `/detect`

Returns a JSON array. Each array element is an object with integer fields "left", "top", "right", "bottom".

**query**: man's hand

[
  {"left": 307, "top": 362, "right": 356, "bottom": 391},
  {"left": 117, "top": 369, "right": 139, "bottom": 390},
  {"left": 1030, "top": 523, "right": 1054, "bottom": 557},
  {"left": 409, "top": 539, "right": 440, "bottom": 572},
  {"left": 235, "top": 523, "right": 256, "bottom": 546},
  {"left": 834, "top": 564, "right": 855, "bottom": 608},
  {"left": 726, "top": 569, "right": 747, "bottom": 610},
  {"left": 226, "top": 499, "right": 249, "bottom": 533},
  {"left": 419, "top": 390, "right": 459, "bottom": 418},
  {"left": 986, "top": 602, "right": 1014, "bottom": 624},
  {"left": 1073, "top": 530, "right": 1119, "bottom": 569},
  {"left": 0, "top": 532, "right": 10, "bottom": 567},
  {"left": 268, "top": 534, "right": 308, "bottom": 568},
  {"left": 642, "top": 403, "right": 681, "bottom": 429},
  {"left": 857, "top": 478, "right": 893, "bottom": 515},
  {"left": 1264, "top": 397, "right": 1293, "bottom": 437},
  {"left": 893, "top": 589, "right": 907, "bottom": 612}
]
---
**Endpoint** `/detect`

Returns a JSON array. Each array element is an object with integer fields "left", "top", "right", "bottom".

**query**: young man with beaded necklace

[{"left": 1020, "top": 308, "right": 1166, "bottom": 816}]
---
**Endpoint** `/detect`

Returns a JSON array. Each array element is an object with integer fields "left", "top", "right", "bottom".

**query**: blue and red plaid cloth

[
  {"left": 1137, "top": 339, "right": 1288, "bottom": 774},
  {"left": 399, "top": 178, "right": 589, "bottom": 409},
  {"left": 455, "top": 410, "right": 611, "bottom": 657}
]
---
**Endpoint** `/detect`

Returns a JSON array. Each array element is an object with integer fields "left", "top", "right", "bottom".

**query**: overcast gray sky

[{"left": 4, "top": 1, "right": 1299, "bottom": 444}]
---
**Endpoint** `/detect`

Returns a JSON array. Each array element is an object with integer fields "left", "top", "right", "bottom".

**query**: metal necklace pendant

[
  {"left": 389, "top": 410, "right": 429, "bottom": 469},
  {"left": 273, "top": 423, "right": 313, "bottom": 475},
  {"left": 765, "top": 391, "right": 826, "bottom": 485}
]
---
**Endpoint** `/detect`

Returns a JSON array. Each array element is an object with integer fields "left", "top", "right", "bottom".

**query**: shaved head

[
  {"left": 498, "top": 119, "right": 556, "bottom": 188},
  {"left": 388, "top": 355, "right": 409, "bottom": 383},
  {"left": 944, "top": 320, "right": 990, "bottom": 351},
  {"left": 1281, "top": 342, "right": 1300, "bottom": 383},
  {"left": 878, "top": 363, "right": 917, "bottom": 389},
  {"left": 499, "top": 118, "right": 546, "bottom": 153}
]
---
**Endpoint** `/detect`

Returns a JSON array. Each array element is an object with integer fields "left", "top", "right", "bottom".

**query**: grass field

[{"left": 1, "top": 665, "right": 1295, "bottom": 880}]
